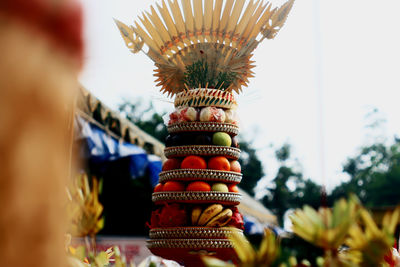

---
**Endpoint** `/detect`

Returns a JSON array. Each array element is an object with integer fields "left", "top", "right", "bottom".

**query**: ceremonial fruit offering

[
  {"left": 154, "top": 183, "right": 164, "bottom": 192},
  {"left": 181, "top": 155, "right": 207, "bottom": 169},
  {"left": 228, "top": 184, "right": 239, "bottom": 193},
  {"left": 158, "top": 204, "right": 187, "bottom": 227},
  {"left": 179, "top": 107, "right": 198, "bottom": 122},
  {"left": 229, "top": 160, "right": 241, "bottom": 173},
  {"left": 186, "top": 181, "right": 212, "bottom": 192},
  {"left": 191, "top": 206, "right": 203, "bottom": 225},
  {"left": 200, "top": 107, "right": 226, "bottom": 122},
  {"left": 115, "top": 0, "right": 295, "bottom": 264},
  {"left": 197, "top": 204, "right": 224, "bottom": 226},
  {"left": 227, "top": 207, "right": 244, "bottom": 229},
  {"left": 194, "top": 134, "right": 213, "bottom": 145},
  {"left": 168, "top": 134, "right": 183, "bottom": 146},
  {"left": 165, "top": 134, "right": 174, "bottom": 147},
  {"left": 208, "top": 156, "right": 231, "bottom": 171},
  {"left": 162, "top": 158, "right": 181, "bottom": 171},
  {"left": 231, "top": 136, "right": 239, "bottom": 148},
  {"left": 163, "top": 181, "right": 185, "bottom": 192},
  {"left": 224, "top": 109, "right": 237, "bottom": 124},
  {"left": 205, "top": 208, "right": 233, "bottom": 227},
  {"left": 212, "top": 132, "right": 232, "bottom": 147},
  {"left": 211, "top": 183, "right": 229, "bottom": 192}
]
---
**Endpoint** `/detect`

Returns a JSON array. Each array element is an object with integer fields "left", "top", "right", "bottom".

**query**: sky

[{"left": 79, "top": 0, "right": 400, "bottom": 197}]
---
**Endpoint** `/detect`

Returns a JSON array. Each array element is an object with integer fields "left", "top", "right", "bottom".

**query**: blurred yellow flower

[{"left": 67, "top": 173, "right": 104, "bottom": 237}]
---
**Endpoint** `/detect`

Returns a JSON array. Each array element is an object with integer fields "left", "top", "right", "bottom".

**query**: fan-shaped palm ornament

[{"left": 115, "top": 0, "right": 295, "bottom": 97}]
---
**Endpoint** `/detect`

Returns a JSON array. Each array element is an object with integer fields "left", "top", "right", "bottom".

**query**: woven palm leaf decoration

[{"left": 115, "top": 0, "right": 295, "bottom": 97}]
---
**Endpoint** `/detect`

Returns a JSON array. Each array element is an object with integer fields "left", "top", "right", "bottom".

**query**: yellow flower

[
  {"left": 67, "top": 173, "right": 104, "bottom": 237},
  {"left": 202, "top": 228, "right": 285, "bottom": 267},
  {"left": 344, "top": 207, "right": 400, "bottom": 266},
  {"left": 290, "top": 195, "right": 360, "bottom": 251}
]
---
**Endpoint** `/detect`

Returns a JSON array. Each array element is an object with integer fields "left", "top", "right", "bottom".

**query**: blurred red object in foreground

[{"left": 0, "top": 0, "right": 83, "bottom": 67}]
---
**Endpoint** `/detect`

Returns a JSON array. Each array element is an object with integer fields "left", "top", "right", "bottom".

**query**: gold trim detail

[
  {"left": 174, "top": 89, "right": 236, "bottom": 108},
  {"left": 164, "top": 145, "right": 240, "bottom": 160},
  {"left": 168, "top": 122, "right": 239, "bottom": 136},
  {"left": 159, "top": 169, "right": 242, "bottom": 184},
  {"left": 147, "top": 239, "right": 234, "bottom": 249},
  {"left": 152, "top": 191, "right": 241, "bottom": 205},
  {"left": 149, "top": 227, "right": 243, "bottom": 239}
]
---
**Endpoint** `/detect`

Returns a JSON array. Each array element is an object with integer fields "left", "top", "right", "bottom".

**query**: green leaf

[{"left": 183, "top": 60, "right": 236, "bottom": 90}]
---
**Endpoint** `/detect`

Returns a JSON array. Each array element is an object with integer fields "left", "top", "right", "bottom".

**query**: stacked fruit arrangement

[
  {"left": 115, "top": 0, "right": 295, "bottom": 264},
  {"left": 147, "top": 89, "right": 244, "bottom": 264}
]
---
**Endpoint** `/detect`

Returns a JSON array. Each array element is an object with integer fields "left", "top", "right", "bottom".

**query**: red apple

[
  {"left": 228, "top": 184, "right": 239, "bottom": 193},
  {"left": 162, "top": 158, "right": 182, "bottom": 171},
  {"left": 154, "top": 183, "right": 164, "bottom": 192},
  {"left": 230, "top": 160, "right": 241, "bottom": 173}
]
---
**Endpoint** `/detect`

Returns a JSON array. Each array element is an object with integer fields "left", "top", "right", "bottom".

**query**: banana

[
  {"left": 206, "top": 208, "right": 233, "bottom": 227},
  {"left": 191, "top": 206, "right": 203, "bottom": 225},
  {"left": 197, "top": 204, "right": 223, "bottom": 226}
]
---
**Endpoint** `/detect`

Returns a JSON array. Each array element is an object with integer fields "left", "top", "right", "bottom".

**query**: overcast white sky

[{"left": 80, "top": 0, "right": 400, "bottom": 196}]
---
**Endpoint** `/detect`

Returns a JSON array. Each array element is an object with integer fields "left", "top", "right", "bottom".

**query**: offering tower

[{"left": 115, "top": 0, "right": 294, "bottom": 265}]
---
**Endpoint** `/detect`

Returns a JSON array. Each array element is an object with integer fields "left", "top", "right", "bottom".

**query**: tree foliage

[
  {"left": 263, "top": 137, "right": 400, "bottom": 224},
  {"left": 329, "top": 137, "right": 400, "bottom": 207},
  {"left": 328, "top": 108, "right": 400, "bottom": 207},
  {"left": 262, "top": 109, "right": 400, "bottom": 225},
  {"left": 118, "top": 100, "right": 168, "bottom": 142},
  {"left": 237, "top": 140, "right": 265, "bottom": 196},
  {"left": 262, "top": 144, "right": 323, "bottom": 224}
]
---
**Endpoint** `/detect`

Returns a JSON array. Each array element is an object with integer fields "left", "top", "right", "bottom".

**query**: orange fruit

[
  {"left": 181, "top": 155, "right": 207, "bottom": 169},
  {"left": 228, "top": 184, "right": 239, "bottom": 193},
  {"left": 186, "top": 181, "right": 211, "bottom": 191},
  {"left": 229, "top": 160, "right": 241, "bottom": 173},
  {"left": 208, "top": 156, "right": 230, "bottom": 171},
  {"left": 154, "top": 183, "right": 164, "bottom": 192},
  {"left": 162, "top": 158, "right": 182, "bottom": 171},
  {"left": 163, "top": 181, "right": 185, "bottom": 191}
]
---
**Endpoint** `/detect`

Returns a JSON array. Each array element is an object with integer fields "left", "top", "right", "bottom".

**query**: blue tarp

[
  {"left": 244, "top": 215, "right": 265, "bottom": 235},
  {"left": 76, "top": 116, "right": 162, "bottom": 187}
]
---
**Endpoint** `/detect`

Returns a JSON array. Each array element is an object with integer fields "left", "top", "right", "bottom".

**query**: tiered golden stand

[
  {"left": 149, "top": 89, "right": 243, "bottom": 265},
  {"left": 115, "top": 0, "right": 295, "bottom": 265}
]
